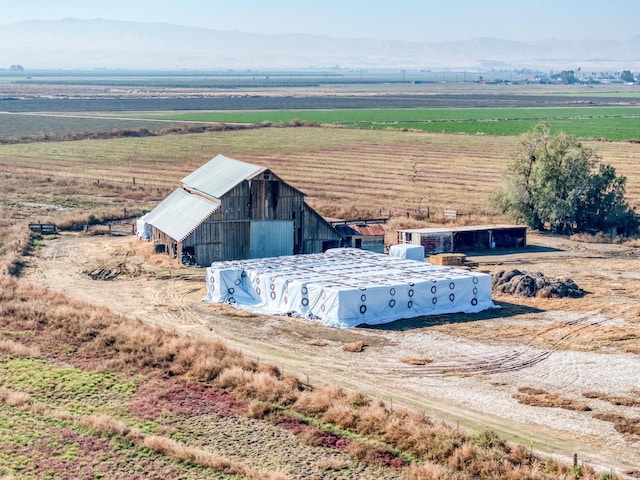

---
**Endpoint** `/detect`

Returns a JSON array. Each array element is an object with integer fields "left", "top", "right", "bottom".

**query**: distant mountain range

[{"left": 1, "top": 18, "right": 639, "bottom": 71}]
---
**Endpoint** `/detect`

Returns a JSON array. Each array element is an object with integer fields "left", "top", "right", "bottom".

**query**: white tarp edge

[
  {"left": 389, "top": 244, "right": 425, "bottom": 261},
  {"left": 204, "top": 248, "right": 495, "bottom": 328},
  {"left": 136, "top": 214, "right": 152, "bottom": 240}
]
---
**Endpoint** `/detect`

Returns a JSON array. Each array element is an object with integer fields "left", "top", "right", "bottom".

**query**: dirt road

[{"left": 25, "top": 232, "right": 640, "bottom": 475}]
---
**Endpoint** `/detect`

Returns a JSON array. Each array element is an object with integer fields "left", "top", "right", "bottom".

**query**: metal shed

[
  {"left": 396, "top": 225, "right": 527, "bottom": 256},
  {"left": 331, "top": 221, "right": 387, "bottom": 253},
  {"left": 143, "top": 154, "right": 343, "bottom": 266}
]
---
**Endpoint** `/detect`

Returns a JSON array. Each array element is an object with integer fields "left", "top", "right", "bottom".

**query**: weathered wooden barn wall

[
  {"left": 182, "top": 220, "right": 250, "bottom": 265},
  {"left": 302, "top": 203, "right": 342, "bottom": 252},
  {"left": 222, "top": 182, "right": 251, "bottom": 220}
]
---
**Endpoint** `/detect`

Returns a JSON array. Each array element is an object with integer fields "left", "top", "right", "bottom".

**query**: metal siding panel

[{"left": 250, "top": 221, "right": 294, "bottom": 258}]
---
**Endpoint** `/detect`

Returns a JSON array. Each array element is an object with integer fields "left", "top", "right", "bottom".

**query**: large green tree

[{"left": 492, "top": 122, "right": 638, "bottom": 234}]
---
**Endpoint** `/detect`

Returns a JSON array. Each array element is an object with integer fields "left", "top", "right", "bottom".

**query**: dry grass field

[
  {"left": 2, "top": 125, "right": 640, "bottom": 478},
  {"left": 3, "top": 127, "right": 640, "bottom": 220}
]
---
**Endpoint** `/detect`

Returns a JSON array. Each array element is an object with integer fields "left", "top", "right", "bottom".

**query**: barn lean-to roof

[
  {"left": 145, "top": 188, "right": 221, "bottom": 242},
  {"left": 333, "top": 223, "right": 386, "bottom": 237}
]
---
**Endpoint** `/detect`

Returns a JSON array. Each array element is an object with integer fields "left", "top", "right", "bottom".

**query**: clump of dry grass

[
  {"left": 292, "top": 384, "right": 346, "bottom": 416},
  {"left": 593, "top": 412, "right": 640, "bottom": 436},
  {"left": 0, "top": 338, "right": 40, "bottom": 357},
  {"left": 404, "top": 461, "right": 452, "bottom": 480},
  {"left": 570, "top": 232, "right": 624, "bottom": 244},
  {"left": 216, "top": 366, "right": 302, "bottom": 404},
  {"left": 78, "top": 413, "right": 133, "bottom": 437},
  {"left": 342, "top": 340, "right": 365, "bottom": 352},
  {"left": 247, "top": 400, "right": 275, "bottom": 419},
  {"left": 131, "top": 238, "right": 181, "bottom": 267},
  {"left": 54, "top": 207, "right": 146, "bottom": 232},
  {"left": 514, "top": 387, "right": 591, "bottom": 411},
  {"left": 401, "top": 356, "right": 433, "bottom": 365},
  {"left": 0, "top": 221, "right": 31, "bottom": 276},
  {"left": 0, "top": 387, "right": 31, "bottom": 407},
  {"left": 308, "top": 338, "right": 328, "bottom": 346},
  {"left": 315, "top": 457, "right": 349, "bottom": 471},
  {"left": 624, "top": 237, "right": 640, "bottom": 248},
  {"left": 583, "top": 391, "right": 640, "bottom": 407},
  {"left": 321, "top": 403, "right": 359, "bottom": 430}
]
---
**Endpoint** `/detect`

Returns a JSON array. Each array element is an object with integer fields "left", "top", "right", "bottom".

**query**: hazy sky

[{"left": 0, "top": 0, "right": 637, "bottom": 42}]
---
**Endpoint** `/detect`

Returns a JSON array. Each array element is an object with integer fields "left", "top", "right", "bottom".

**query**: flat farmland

[
  {"left": 2, "top": 127, "right": 640, "bottom": 219},
  {"left": 3, "top": 82, "right": 640, "bottom": 142},
  {"left": 140, "top": 106, "right": 640, "bottom": 141},
  {"left": 3, "top": 84, "right": 640, "bottom": 477}
]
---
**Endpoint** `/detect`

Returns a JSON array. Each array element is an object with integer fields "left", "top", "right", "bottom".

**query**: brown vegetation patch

[
  {"left": 593, "top": 412, "right": 640, "bottom": 437},
  {"left": 493, "top": 269, "right": 586, "bottom": 298},
  {"left": 583, "top": 391, "right": 640, "bottom": 407},
  {"left": 128, "top": 379, "right": 248, "bottom": 420},
  {"left": 342, "top": 340, "right": 366, "bottom": 352},
  {"left": 401, "top": 356, "right": 433, "bottom": 365},
  {"left": 514, "top": 387, "right": 591, "bottom": 411}
]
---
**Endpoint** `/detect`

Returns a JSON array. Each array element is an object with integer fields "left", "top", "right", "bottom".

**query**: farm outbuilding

[
  {"left": 140, "top": 154, "right": 343, "bottom": 266},
  {"left": 205, "top": 248, "right": 495, "bottom": 328},
  {"left": 396, "top": 225, "right": 527, "bottom": 256},
  {"left": 331, "top": 221, "right": 387, "bottom": 254}
]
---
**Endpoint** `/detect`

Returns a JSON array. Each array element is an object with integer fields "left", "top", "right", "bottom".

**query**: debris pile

[
  {"left": 83, "top": 255, "right": 143, "bottom": 281},
  {"left": 492, "top": 269, "right": 585, "bottom": 298}
]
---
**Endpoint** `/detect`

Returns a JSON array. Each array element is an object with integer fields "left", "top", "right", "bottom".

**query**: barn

[
  {"left": 141, "top": 154, "right": 343, "bottom": 266},
  {"left": 396, "top": 225, "right": 527, "bottom": 256}
]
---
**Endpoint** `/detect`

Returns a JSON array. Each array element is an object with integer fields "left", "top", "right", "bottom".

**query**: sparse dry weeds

[
  {"left": 342, "top": 340, "right": 366, "bottom": 352},
  {"left": 401, "top": 356, "right": 433, "bottom": 365},
  {"left": 583, "top": 391, "right": 640, "bottom": 407},
  {"left": 514, "top": 387, "right": 591, "bottom": 412}
]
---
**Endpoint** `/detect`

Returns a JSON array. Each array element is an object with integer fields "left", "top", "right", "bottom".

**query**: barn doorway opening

[{"left": 182, "top": 246, "right": 196, "bottom": 266}]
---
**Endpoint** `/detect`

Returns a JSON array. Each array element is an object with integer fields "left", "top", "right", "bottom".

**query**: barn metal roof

[
  {"left": 181, "top": 154, "right": 265, "bottom": 199},
  {"left": 334, "top": 223, "right": 387, "bottom": 237},
  {"left": 145, "top": 188, "right": 221, "bottom": 242}
]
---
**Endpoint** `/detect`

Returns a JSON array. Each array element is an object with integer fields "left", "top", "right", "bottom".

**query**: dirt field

[{"left": 23, "top": 230, "right": 640, "bottom": 475}]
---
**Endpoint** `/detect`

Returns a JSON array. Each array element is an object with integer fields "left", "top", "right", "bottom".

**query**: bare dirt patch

[{"left": 23, "top": 231, "right": 640, "bottom": 475}]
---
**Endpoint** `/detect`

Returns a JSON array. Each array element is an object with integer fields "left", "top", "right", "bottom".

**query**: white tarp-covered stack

[
  {"left": 136, "top": 213, "right": 152, "bottom": 240},
  {"left": 389, "top": 244, "right": 425, "bottom": 261},
  {"left": 204, "top": 248, "right": 495, "bottom": 328}
]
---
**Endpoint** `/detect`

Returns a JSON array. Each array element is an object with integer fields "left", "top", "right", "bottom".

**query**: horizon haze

[{"left": 1, "top": 0, "right": 638, "bottom": 43}]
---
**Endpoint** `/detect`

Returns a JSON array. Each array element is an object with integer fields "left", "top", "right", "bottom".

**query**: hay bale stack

[{"left": 429, "top": 253, "right": 467, "bottom": 266}]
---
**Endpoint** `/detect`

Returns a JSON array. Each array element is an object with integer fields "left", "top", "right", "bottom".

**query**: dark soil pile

[{"left": 492, "top": 269, "right": 585, "bottom": 298}]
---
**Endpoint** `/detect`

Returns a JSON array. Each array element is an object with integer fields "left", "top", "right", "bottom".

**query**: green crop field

[{"left": 138, "top": 107, "right": 640, "bottom": 141}]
